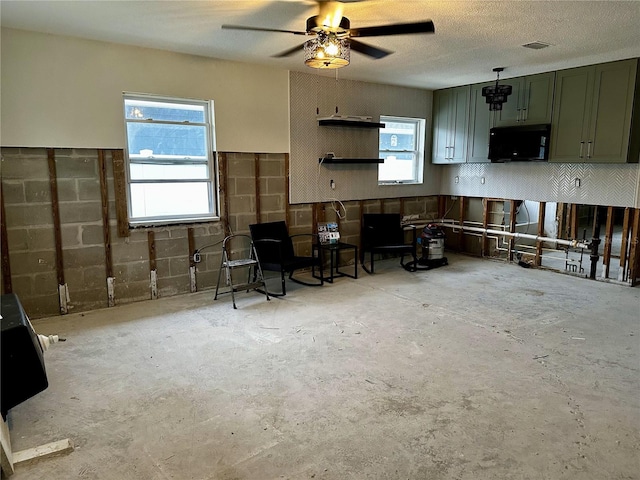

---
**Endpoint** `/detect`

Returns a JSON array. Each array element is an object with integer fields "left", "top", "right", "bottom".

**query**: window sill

[
  {"left": 378, "top": 181, "right": 423, "bottom": 186},
  {"left": 129, "top": 216, "right": 220, "bottom": 228}
]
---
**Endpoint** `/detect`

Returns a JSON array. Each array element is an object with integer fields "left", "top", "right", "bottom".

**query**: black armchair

[
  {"left": 361, "top": 213, "right": 418, "bottom": 273},
  {"left": 249, "top": 221, "right": 323, "bottom": 296}
]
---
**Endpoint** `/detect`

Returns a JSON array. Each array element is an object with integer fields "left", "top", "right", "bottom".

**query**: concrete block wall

[{"left": 1, "top": 147, "right": 439, "bottom": 318}]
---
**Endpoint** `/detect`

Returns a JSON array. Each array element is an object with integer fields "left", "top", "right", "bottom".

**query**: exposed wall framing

[
  {"left": 111, "top": 149, "right": 129, "bottom": 238},
  {"left": 1, "top": 187, "right": 12, "bottom": 294}
]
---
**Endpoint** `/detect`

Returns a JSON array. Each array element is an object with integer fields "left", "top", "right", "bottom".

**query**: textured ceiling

[{"left": 2, "top": 0, "right": 640, "bottom": 89}]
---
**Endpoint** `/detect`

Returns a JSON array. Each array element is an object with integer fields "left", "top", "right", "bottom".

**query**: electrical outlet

[
  {"left": 481, "top": 177, "right": 485, "bottom": 184},
  {"left": 574, "top": 178, "right": 581, "bottom": 188},
  {"left": 454, "top": 176, "right": 459, "bottom": 184},
  {"left": 193, "top": 252, "right": 202, "bottom": 263},
  {"left": 330, "top": 179, "right": 335, "bottom": 190}
]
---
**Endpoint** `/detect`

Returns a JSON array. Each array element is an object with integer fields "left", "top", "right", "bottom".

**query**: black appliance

[
  {"left": 488, "top": 124, "right": 551, "bottom": 162},
  {"left": 1, "top": 294, "right": 49, "bottom": 419}
]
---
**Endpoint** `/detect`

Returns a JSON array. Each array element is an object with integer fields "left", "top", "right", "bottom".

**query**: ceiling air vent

[{"left": 522, "top": 41, "right": 551, "bottom": 50}]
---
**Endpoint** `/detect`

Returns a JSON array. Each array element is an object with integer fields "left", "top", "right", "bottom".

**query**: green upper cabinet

[
  {"left": 467, "top": 82, "right": 495, "bottom": 163},
  {"left": 550, "top": 58, "right": 639, "bottom": 163},
  {"left": 432, "top": 85, "right": 470, "bottom": 164},
  {"left": 494, "top": 72, "right": 556, "bottom": 127}
]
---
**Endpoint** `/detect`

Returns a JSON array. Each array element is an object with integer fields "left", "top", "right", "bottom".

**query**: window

[
  {"left": 378, "top": 116, "right": 425, "bottom": 184},
  {"left": 123, "top": 93, "right": 218, "bottom": 225}
]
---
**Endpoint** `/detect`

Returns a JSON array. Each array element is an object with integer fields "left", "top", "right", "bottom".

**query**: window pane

[
  {"left": 130, "top": 183, "right": 212, "bottom": 219},
  {"left": 378, "top": 153, "right": 416, "bottom": 182},
  {"left": 380, "top": 122, "right": 416, "bottom": 150},
  {"left": 125, "top": 99, "right": 205, "bottom": 123},
  {"left": 126, "top": 123, "right": 207, "bottom": 158},
  {"left": 130, "top": 164, "right": 209, "bottom": 181}
]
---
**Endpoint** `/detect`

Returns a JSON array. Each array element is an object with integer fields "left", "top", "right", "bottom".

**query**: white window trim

[
  {"left": 123, "top": 92, "right": 220, "bottom": 226},
  {"left": 378, "top": 115, "right": 425, "bottom": 185}
]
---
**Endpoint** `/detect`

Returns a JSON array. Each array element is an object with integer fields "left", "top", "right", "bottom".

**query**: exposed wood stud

[
  {"left": 148, "top": 231, "right": 158, "bottom": 299},
  {"left": 628, "top": 208, "right": 640, "bottom": 286},
  {"left": 47, "top": 149, "right": 65, "bottom": 287},
  {"left": 359, "top": 200, "right": 364, "bottom": 263},
  {"left": 97, "top": 150, "right": 114, "bottom": 279},
  {"left": 535, "top": 202, "right": 546, "bottom": 266},
  {"left": 569, "top": 204, "right": 578, "bottom": 239},
  {"left": 111, "top": 150, "right": 130, "bottom": 238},
  {"left": 284, "top": 153, "right": 290, "bottom": 226},
  {"left": 254, "top": 154, "right": 261, "bottom": 223},
  {"left": 148, "top": 231, "right": 157, "bottom": 271},
  {"left": 437, "top": 196, "right": 447, "bottom": 218},
  {"left": 481, "top": 198, "right": 489, "bottom": 257},
  {"left": 312, "top": 203, "right": 319, "bottom": 233},
  {"left": 47, "top": 148, "right": 68, "bottom": 314},
  {"left": 556, "top": 202, "right": 565, "bottom": 240},
  {"left": 458, "top": 196, "right": 466, "bottom": 252},
  {"left": 508, "top": 199, "right": 517, "bottom": 262},
  {"left": 188, "top": 228, "right": 196, "bottom": 267},
  {"left": 219, "top": 152, "right": 231, "bottom": 237},
  {"left": 602, "top": 206, "right": 614, "bottom": 279},
  {"left": 1, "top": 187, "right": 12, "bottom": 294},
  {"left": 188, "top": 227, "right": 197, "bottom": 293},
  {"left": 619, "top": 208, "right": 631, "bottom": 281}
]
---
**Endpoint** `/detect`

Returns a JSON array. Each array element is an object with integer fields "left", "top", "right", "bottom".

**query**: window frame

[
  {"left": 123, "top": 92, "right": 219, "bottom": 226},
  {"left": 378, "top": 115, "right": 426, "bottom": 185}
]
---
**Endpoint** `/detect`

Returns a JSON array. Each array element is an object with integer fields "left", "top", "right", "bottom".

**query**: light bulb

[{"left": 325, "top": 42, "right": 339, "bottom": 56}]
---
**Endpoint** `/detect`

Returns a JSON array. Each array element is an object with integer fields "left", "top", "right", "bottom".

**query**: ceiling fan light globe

[{"left": 304, "top": 37, "right": 350, "bottom": 69}]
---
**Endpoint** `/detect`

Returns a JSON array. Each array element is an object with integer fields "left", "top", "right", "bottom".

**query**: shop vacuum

[{"left": 416, "top": 223, "right": 448, "bottom": 268}]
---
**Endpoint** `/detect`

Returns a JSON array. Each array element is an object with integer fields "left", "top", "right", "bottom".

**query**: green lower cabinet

[{"left": 550, "top": 58, "right": 639, "bottom": 163}]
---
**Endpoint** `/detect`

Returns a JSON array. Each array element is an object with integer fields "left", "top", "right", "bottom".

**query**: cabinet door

[
  {"left": 550, "top": 66, "right": 593, "bottom": 162},
  {"left": 588, "top": 59, "right": 637, "bottom": 163},
  {"left": 468, "top": 82, "right": 494, "bottom": 163},
  {"left": 522, "top": 72, "right": 555, "bottom": 124},
  {"left": 494, "top": 78, "right": 524, "bottom": 127},
  {"left": 432, "top": 89, "right": 453, "bottom": 164},
  {"left": 449, "top": 85, "right": 470, "bottom": 163}
]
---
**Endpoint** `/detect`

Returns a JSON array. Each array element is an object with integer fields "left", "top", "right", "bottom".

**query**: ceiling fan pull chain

[{"left": 335, "top": 69, "right": 339, "bottom": 114}]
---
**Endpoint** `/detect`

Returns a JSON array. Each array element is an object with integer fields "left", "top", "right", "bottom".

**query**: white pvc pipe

[{"left": 436, "top": 220, "right": 591, "bottom": 250}]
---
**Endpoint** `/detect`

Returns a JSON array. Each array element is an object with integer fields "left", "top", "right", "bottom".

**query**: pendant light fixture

[{"left": 482, "top": 67, "right": 513, "bottom": 111}]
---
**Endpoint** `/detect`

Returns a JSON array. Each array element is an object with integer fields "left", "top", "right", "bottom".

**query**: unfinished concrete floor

[{"left": 5, "top": 253, "right": 640, "bottom": 480}]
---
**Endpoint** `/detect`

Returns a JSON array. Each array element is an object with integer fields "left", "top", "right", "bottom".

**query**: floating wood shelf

[
  {"left": 318, "top": 119, "right": 385, "bottom": 129},
  {"left": 319, "top": 158, "right": 384, "bottom": 164}
]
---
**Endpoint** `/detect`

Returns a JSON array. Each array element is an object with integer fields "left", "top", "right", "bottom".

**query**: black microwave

[{"left": 488, "top": 124, "right": 551, "bottom": 162}]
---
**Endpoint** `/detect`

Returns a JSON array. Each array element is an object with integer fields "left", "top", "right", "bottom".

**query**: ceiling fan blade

[
  {"left": 350, "top": 20, "right": 435, "bottom": 37},
  {"left": 272, "top": 43, "right": 306, "bottom": 58},
  {"left": 349, "top": 39, "right": 393, "bottom": 59},
  {"left": 221, "top": 24, "right": 309, "bottom": 36}
]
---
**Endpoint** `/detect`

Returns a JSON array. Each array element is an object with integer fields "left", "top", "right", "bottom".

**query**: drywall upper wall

[
  {"left": 0, "top": 28, "right": 289, "bottom": 153},
  {"left": 289, "top": 71, "right": 438, "bottom": 204}
]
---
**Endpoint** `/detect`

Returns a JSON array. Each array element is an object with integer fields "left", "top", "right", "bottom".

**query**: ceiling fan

[{"left": 221, "top": 0, "right": 435, "bottom": 68}]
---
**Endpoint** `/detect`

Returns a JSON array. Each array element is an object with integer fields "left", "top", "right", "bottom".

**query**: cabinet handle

[
  {"left": 587, "top": 141, "right": 592, "bottom": 159},
  {"left": 579, "top": 141, "right": 584, "bottom": 158},
  {"left": 522, "top": 108, "right": 528, "bottom": 121},
  {"left": 516, "top": 109, "right": 521, "bottom": 122}
]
